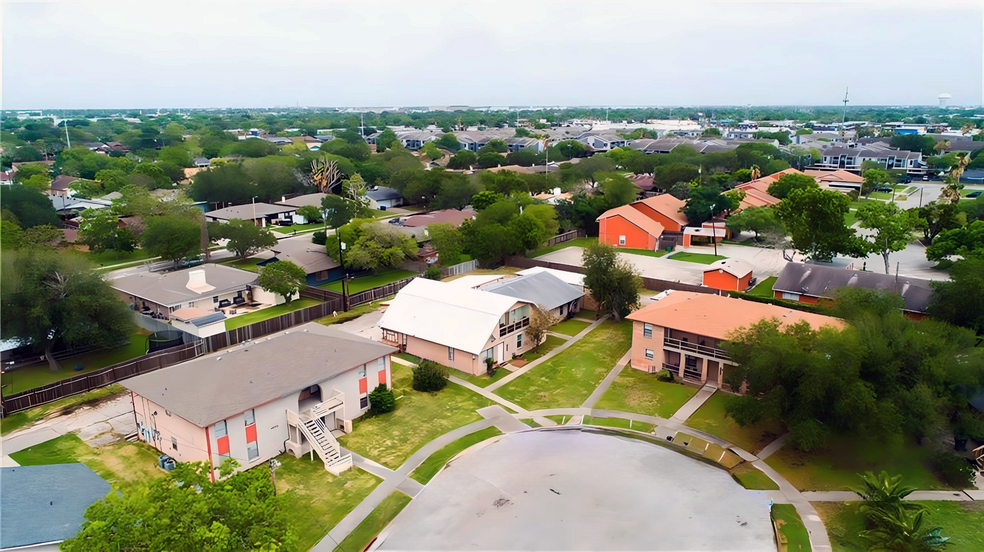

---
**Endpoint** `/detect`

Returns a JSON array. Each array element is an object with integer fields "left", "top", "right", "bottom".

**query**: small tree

[
  {"left": 296, "top": 205, "right": 323, "bottom": 224},
  {"left": 368, "top": 383, "right": 396, "bottom": 414},
  {"left": 424, "top": 266, "right": 441, "bottom": 280},
  {"left": 412, "top": 360, "right": 448, "bottom": 392},
  {"left": 218, "top": 218, "right": 278, "bottom": 261},
  {"left": 525, "top": 305, "right": 559, "bottom": 352},
  {"left": 855, "top": 202, "right": 920, "bottom": 274},
  {"left": 582, "top": 242, "right": 642, "bottom": 321},
  {"left": 257, "top": 260, "right": 307, "bottom": 305}
]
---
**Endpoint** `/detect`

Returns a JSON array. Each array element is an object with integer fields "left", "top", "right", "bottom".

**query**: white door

[{"left": 495, "top": 343, "right": 504, "bottom": 363}]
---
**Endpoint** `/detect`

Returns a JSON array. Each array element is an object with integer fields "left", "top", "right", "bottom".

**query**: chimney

[{"left": 186, "top": 269, "right": 215, "bottom": 293}]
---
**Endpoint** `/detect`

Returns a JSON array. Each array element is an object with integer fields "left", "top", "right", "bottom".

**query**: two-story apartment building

[
  {"left": 379, "top": 278, "right": 537, "bottom": 375},
  {"left": 816, "top": 144, "right": 926, "bottom": 176},
  {"left": 625, "top": 291, "right": 844, "bottom": 391},
  {"left": 124, "top": 323, "right": 396, "bottom": 480}
]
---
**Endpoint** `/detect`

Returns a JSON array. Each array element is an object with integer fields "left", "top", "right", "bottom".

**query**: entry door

[{"left": 495, "top": 343, "right": 504, "bottom": 362}]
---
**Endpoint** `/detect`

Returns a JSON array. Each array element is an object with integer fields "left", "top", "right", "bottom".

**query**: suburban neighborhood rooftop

[
  {"left": 484, "top": 271, "right": 585, "bottom": 311},
  {"left": 774, "top": 262, "right": 934, "bottom": 314},
  {"left": 110, "top": 264, "right": 259, "bottom": 307}
]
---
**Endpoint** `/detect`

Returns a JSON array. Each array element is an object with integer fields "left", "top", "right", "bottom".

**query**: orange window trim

[
  {"left": 358, "top": 377, "right": 368, "bottom": 394},
  {"left": 245, "top": 424, "right": 258, "bottom": 444},
  {"left": 217, "top": 435, "right": 230, "bottom": 455},
  {"left": 378, "top": 370, "right": 387, "bottom": 385}
]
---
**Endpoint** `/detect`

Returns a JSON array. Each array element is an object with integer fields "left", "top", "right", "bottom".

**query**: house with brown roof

[
  {"left": 804, "top": 169, "right": 865, "bottom": 191},
  {"left": 702, "top": 258, "right": 753, "bottom": 291},
  {"left": 402, "top": 208, "right": 476, "bottom": 228},
  {"left": 46, "top": 175, "right": 78, "bottom": 198},
  {"left": 597, "top": 204, "right": 665, "bottom": 250},
  {"left": 626, "top": 291, "right": 844, "bottom": 390},
  {"left": 629, "top": 194, "right": 689, "bottom": 232},
  {"left": 261, "top": 239, "right": 342, "bottom": 286}
]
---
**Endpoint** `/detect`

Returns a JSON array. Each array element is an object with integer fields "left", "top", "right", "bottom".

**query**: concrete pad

[
  {"left": 377, "top": 429, "right": 773, "bottom": 551},
  {"left": 335, "top": 310, "right": 384, "bottom": 341},
  {"left": 2, "top": 427, "right": 62, "bottom": 455},
  {"left": 1, "top": 455, "right": 20, "bottom": 467},
  {"left": 478, "top": 405, "right": 529, "bottom": 433}
]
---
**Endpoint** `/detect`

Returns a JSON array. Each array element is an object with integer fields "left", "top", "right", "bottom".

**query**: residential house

[
  {"left": 124, "top": 323, "right": 396, "bottom": 479},
  {"left": 193, "top": 157, "right": 211, "bottom": 167},
  {"left": 597, "top": 204, "right": 665, "bottom": 250},
  {"left": 625, "top": 291, "right": 844, "bottom": 389},
  {"left": 504, "top": 136, "right": 544, "bottom": 152},
  {"left": 399, "top": 130, "right": 441, "bottom": 151},
  {"left": 531, "top": 187, "right": 572, "bottom": 205},
  {"left": 516, "top": 266, "right": 600, "bottom": 311},
  {"left": 579, "top": 134, "right": 628, "bottom": 152},
  {"left": 401, "top": 208, "right": 476, "bottom": 228},
  {"left": 104, "top": 142, "right": 130, "bottom": 153},
  {"left": 204, "top": 202, "right": 296, "bottom": 227},
  {"left": 379, "top": 278, "right": 537, "bottom": 375},
  {"left": 702, "top": 259, "right": 753, "bottom": 292},
  {"left": 1, "top": 464, "right": 111, "bottom": 551},
  {"left": 484, "top": 271, "right": 585, "bottom": 320},
  {"left": 629, "top": 193, "right": 689, "bottom": 232},
  {"left": 366, "top": 186, "right": 405, "bottom": 209},
  {"left": 772, "top": 262, "right": 932, "bottom": 320},
  {"left": 262, "top": 239, "right": 343, "bottom": 286},
  {"left": 630, "top": 174, "right": 657, "bottom": 194},
  {"left": 263, "top": 136, "right": 293, "bottom": 146},
  {"left": 46, "top": 175, "right": 78, "bottom": 198},
  {"left": 111, "top": 264, "right": 283, "bottom": 324},
  {"left": 276, "top": 193, "right": 327, "bottom": 224},
  {"left": 803, "top": 169, "right": 865, "bottom": 191}
]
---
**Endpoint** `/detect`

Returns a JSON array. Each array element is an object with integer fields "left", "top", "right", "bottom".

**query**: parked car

[
  {"left": 967, "top": 191, "right": 982, "bottom": 198},
  {"left": 875, "top": 186, "right": 893, "bottom": 193},
  {"left": 922, "top": 176, "right": 930, "bottom": 181}
]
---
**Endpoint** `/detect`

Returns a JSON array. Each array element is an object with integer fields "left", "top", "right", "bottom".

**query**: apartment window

[
  {"left": 782, "top": 292, "right": 800, "bottom": 301},
  {"left": 517, "top": 333, "right": 523, "bottom": 349},
  {"left": 360, "top": 396, "right": 369, "bottom": 409},
  {"left": 560, "top": 305, "right": 565, "bottom": 317},
  {"left": 643, "top": 323, "right": 653, "bottom": 339},
  {"left": 480, "top": 347, "right": 494, "bottom": 362},
  {"left": 247, "top": 440, "right": 259, "bottom": 461},
  {"left": 645, "top": 349, "right": 654, "bottom": 360},
  {"left": 171, "top": 437, "right": 178, "bottom": 450},
  {"left": 448, "top": 347, "right": 455, "bottom": 361},
  {"left": 214, "top": 420, "right": 227, "bottom": 438},
  {"left": 619, "top": 235, "right": 626, "bottom": 246},
  {"left": 244, "top": 409, "right": 255, "bottom": 427}
]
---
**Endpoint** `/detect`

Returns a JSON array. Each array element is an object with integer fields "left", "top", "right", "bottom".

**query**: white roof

[
  {"left": 378, "top": 278, "right": 530, "bottom": 355},
  {"left": 517, "top": 266, "right": 585, "bottom": 287},
  {"left": 444, "top": 275, "right": 509, "bottom": 290},
  {"left": 704, "top": 258, "right": 753, "bottom": 278}
]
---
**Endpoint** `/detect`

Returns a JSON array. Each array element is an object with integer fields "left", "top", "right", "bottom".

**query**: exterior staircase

[{"left": 297, "top": 413, "right": 352, "bottom": 475}]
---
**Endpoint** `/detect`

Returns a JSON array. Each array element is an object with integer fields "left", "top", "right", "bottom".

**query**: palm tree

[
  {"left": 750, "top": 165, "right": 761, "bottom": 180},
  {"left": 960, "top": 122, "right": 973, "bottom": 136},
  {"left": 859, "top": 509, "right": 949, "bottom": 552},
  {"left": 310, "top": 155, "right": 342, "bottom": 193},
  {"left": 852, "top": 471, "right": 927, "bottom": 519}
]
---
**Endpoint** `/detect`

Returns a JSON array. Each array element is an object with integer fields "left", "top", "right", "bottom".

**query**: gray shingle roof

[
  {"left": 111, "top": 264, "right": 258, "bottom": 307},
  {"left": 205, "top": 202, "right": 295, "bottom": 221},
  {"left": 366, "top": 186, "right": 404, "bottom": 202},
  {"left": 1, "top": 464, "right": 110, "bottom": 549},
  {"left": 484, "top": 271, "right": 585, "bottom": 311},
  {"left": 773, "top": 262, "right": 933, "bottom": 314},
  {"left": 270, "top": 239, "right": 340, "bottom": 274},
  {"left": 123, "top": 323, "right": 396, "bottom": 426}
]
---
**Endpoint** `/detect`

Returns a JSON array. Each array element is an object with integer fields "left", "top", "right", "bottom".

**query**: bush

[
  {"left": 485, "top": 357, "right": 496, "bottom": 377},
  {"left": 424, "top": 266, "right": 441, "bottom": 280},
  {"left": 655, "top": 369, "right": 674, "bottom": 382},
  {"left": 312, "top": 230, "right": 327, "bottom": 246},
  {"left": 412, "top": 360, "right": 448, "bottom": 392},
  {"left": 931, "top": 450, "right": 976, "bottom": 488},
  {"left": 368, "top": 383, "right": 396, "bottom": 414}
]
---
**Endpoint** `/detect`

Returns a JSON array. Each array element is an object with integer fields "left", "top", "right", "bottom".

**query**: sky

[{"left": 3, "top": 0, "right": 983, "bottom": 109}]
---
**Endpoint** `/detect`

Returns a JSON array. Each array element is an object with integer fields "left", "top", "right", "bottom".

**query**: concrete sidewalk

[
  {"left": 580, "top": 350, "right": 631, "bottom": 409},
  {"left": 668, "top": 384, "right": 716, "bottom": 423}
]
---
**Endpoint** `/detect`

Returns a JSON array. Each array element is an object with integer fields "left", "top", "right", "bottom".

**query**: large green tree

[
  {"left": 0, "top": 185, "right": 61, "bottom": 228},
  {"left": 345, "top": 222, "right": 418, "bottom": 271},
  {"left": 597, "top": 172, "right": 639, "bottom": 209},
  {"left": 925, "top": 220, "right": 984, "bottom": 262},
  {"left": 214, "top": 218, "right": 278, "bottom": 261},
  {"left": 427, "top": 223, "right": 465, "bottom": 266},
  {"left": 682, "top": 184, "right": 737, "bottom": 225},
  {"left": 375, "top": 129, "right": 398, "bottom": 152},
  {"left": 77, "top": 209, "right": 138, "bottom": 256},
  {"left": 257, "top": 260, "right": 307, "bottom": 304},
  {"left": 1, "top": 249, "right": 134, "bottom": 370},
  {"left": 766, "top": 173, "right": 817, "bottom": 200},
  {"left": 581, "top": 242, "right": 642, "bottom": 322},
  {"left": 140, "top": 215, "right": 201, "bottom": 266},
  {"left": 725, "top": 206, "right": 782, "bottom": 240},
  {"left": 855, "top": 202, "right": 920, "bottom": 274},
  {"left": 774, "top": 186, "right": 860, "bottom": 261},
  {"left": 928, "top": 258, "right": 984, "bottom": 334}
]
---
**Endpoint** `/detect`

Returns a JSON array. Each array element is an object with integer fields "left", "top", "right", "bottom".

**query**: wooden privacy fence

[
  {"left": 201, "top": 298, "right": 344, "bottom": 352},
  {"left": 545, "top": 229, "right": 587, "bottom": 248},
  {"left": 348, "top": 277, "right": 415, "bottom": 308},
  {"left": 503, "top": 256, "right": 726, "bottom": 296},
  {"left": 1, "top": 341, "right": 205, "bottom": 416}
]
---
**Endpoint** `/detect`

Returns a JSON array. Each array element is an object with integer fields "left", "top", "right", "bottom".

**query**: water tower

[{"left": 938, "top": 93, "right": 952, "bottom": 108}]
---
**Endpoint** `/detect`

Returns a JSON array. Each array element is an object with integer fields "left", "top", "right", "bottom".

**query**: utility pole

[{"left": 840, "top": 87, "right": 849, "bottom": 138}]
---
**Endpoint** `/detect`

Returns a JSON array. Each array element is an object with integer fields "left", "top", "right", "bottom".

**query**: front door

[{"left": 495, "top": 343, "right": 504, "bottom": 363}]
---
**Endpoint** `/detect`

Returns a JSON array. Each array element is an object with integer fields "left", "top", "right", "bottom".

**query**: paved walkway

[
  {"left": 755, "top": 433, "right": 789, "bottom": 460},
  {"left": 580, "top": 350, "right": 631, "bottom": 408},
  {"left": 668, "top": 384, "right": 716, "bottom": 423},
  {"left": 2, "top": 394, "right": 136, "bottom": 456},
  {"left": 485, "top": 315, "right": 609, "bottom": 392}
]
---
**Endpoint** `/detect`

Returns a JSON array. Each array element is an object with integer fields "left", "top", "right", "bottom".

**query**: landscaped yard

[
  {"left": 667, "top": 251, "right": 727, "bottom": 264},
  {"left": 2, "top": 330, "right": 152, "bottom": 396},
  {"left": 215, "top": 256, "right": 265, "bottom": 272},
  {"left": 594, "top": 369, "right": 699, "bottom": 419},
  {"left": 683, "top": 392, "right": 784, "bottom": 454},
  {"left": 814, "top": 501, "right": 984, "bottom": 552},
  {"left": 338, "top": 362, "right": 494, "bottom": 469},
  {"left": 765, "top": 437, "right": 950, "bottom": 491},
  {"left": 495, "top": 319, "right": 633, "bottom": 411},
  {"left": 1, "top": 384, "right": 127, "bottom": 435},
  {"left": 9, "top": 433, "right": 165, "bottom": 493},
  {"left": 76, "top": 247, "right": 157, "bottom": 267},
  {"left": 225, "top": 298, "right": 321, "bottom": 330},
  {"left": 772, "top": 504, "right": 812, "bottom": 552},
  {"left": 844, "top": 209, "right": 858, "bottom": 227},
  {"left": 391, "top": 353, "right": 509, "bottom": 388},
  {"left": 866, "top": 191, "right": 894, "bottom": 200},
  {"left": 730, "top": 462, "right": 779, "bottom": 490},
  {"left": 747, "top": 276, "right": 778, "bottom": 297},
  {"left": 274, "top": 453, "right": 382, "bottom": 551},
  {"left": 513, "top": 335, "right": 566, "bottom": 364},
  {"left": 618, "top": 247, "right": 670, "bottom": 258},
  {"left": 528, "top": 237, "right": 598, "bottom": 258},
  {"left": 333, "top": 491, "right": 411, "bottom": 552},
  {"left": 320, "top": 269, "right": 417, "bottom": 293},
  {"left": 551, "top": 318, "right": 592, "bottom": 337},
  {"left": 409, "top": 427, "right": 502, "bottom": 484}
]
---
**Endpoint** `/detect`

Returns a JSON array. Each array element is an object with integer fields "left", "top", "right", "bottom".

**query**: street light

[{"left": 251, "top": 196, "right": 258, "bottom": 226}]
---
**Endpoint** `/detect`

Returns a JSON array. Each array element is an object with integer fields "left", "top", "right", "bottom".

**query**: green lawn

[
  {"left": 528, "top": 237, "right": 598, "bottom": 258},
  {"left": 574, "top": 309, "right": 597, "bottom": 320},
  {"left": 730, "top": 462, "right": 780, "bottom": 490},
  {"left": 271, "top": 222, "right": 325, "bottom": 234},
  {"left": 594, "top": 369, "right": 699, "bottom": 419},
  {"left": 320, "top": 269, "right": 417, "bottom": 293},
  {"left": 225, "top": 298, "right": 321, "bottom": 330},
  {"left": 76, "top": 247, "right": 156, "bottom": 267},
  {"left": 2, "top": 330, "right": 151, "bottom": 396},
  {"left": 215, "top": 256, "right": 265, "bottom": 273},
  {"left": 338, "top": 363, "right": 494, "bottom": 469},
  {"left": 333, "top": 491, "right": 411, "bottom": 552},
  {"left": 619, "top": 247, "right": 670, "bottom": 258},
  {"left": 683, "top": 393, "right": 785, "bottom": 454},
  {"left": 765, "top": 437, "right": 950, "bottom": 491},
  {"left": 409, "top": 427, "right": 503, "bottom": 484},
  {"left": 667, "top": 252, "right": 727, "bottom": 264},
  {"left": 546, "top": 414, "right": 572, "bottom": 425},
  {"left": 274, "top": 453, "right": 382, "bottom": 551},
  {"left": 814, "top": 501, "right": 984, "bottom": 552},
  {"left": 747, "top": 276, "right": 777, "bottom": 298},
  {"left": 9, "top": 433, "right": 165, "bottom": 494},
  {"left": 443, "top": 266, "right": 523, "bottom": 281},
  {"left": 959, "top": 187, "right": 983, "bottom": 197},
  {"left": 772, "top": 504, "right": 812, "bottom": 552},
  {"left": 844, "top": 209, "right": 858, "bottom": 227},
  {"left": 495, "top": 319, "right": 633, "bottom": 410},
  {"left": 390, "top": 353, "right": 508, "bottom": 388},
  {"left": 520, "top": 418, "right": 541, "bottom": 427},
  {"left": 1, "top": 384, "right": 126, "bottom": 435},
  {"left": 551, "top": 318, "right": 592, "bottom": 337},
  {"left": 318, "top": 296, "right": 392, "bottom": 326},
  {"left": 585, "top": 416, "right": 655, "bottom": 433},
  {"left": 866, "top": 191, "right": 894, "bottom": 200},
  {"left": 513, "top": 335, "right": 567, "bottom": 364}
]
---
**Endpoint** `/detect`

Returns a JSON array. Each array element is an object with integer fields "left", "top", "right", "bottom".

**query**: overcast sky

[{"left": 4, "top": 0, "right": 982, "bottom": 109}]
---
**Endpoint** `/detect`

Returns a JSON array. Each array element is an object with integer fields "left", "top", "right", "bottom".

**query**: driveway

[
  {"left": 333, "top": 309, "right": 385, "bottom": 341},
  {"left": 1, "top": 394, "right": 137, "bottom": 456}
]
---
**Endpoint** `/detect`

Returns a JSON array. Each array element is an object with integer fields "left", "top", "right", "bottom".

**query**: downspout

[
  {"left": 129, "top": 391, "right": 138, "bottom": 437},
  {"left": 204, "top": 426, "right": 215, "bottom": 483}
]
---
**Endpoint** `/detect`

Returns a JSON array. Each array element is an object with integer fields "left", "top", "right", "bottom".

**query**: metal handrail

[{"left": 663, "top": 336, "right": 731, "bottom": 361}]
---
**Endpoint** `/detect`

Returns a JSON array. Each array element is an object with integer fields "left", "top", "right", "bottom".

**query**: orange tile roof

[
  {"left": 597, "top": 204, "right": 665, "bottom": 238},
  {"left": 627, "top": 291, "right": 845, "bottom": 340},
  {"left": 633, "top": 194, "right": 689, "bottom": 227},
  {"left": 804, "top": 169, "right": 864, "bottom": 184}
]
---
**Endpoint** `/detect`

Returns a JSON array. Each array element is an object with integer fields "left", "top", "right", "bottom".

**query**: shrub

[
  {"left": 412, "top": 360, "right": 448, "bottom": 392},
  {"left": 424, "top": 266, "right": 441, "bottom": 280},
  {"left": 485, "top": 357, "right": 496, "bottom": 377},
  {"left": 931, "top": 450, "right": 975, "bottom": 487},
  {"left": 312, "top": 230, "right": 327, "bottom": 245},
  {"left": 368, "top": 384, "right": 396, "bottom": 414},
  {"left": 655, "top": 369, "right": 674, "bottom": 382}
]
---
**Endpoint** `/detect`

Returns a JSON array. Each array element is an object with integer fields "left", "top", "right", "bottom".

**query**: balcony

[
  {"left": 663, "top": 336, "right": 731, "bottom": 362},
  {"left": 499, "top": 317, "right": 530, "bottom": 338}
]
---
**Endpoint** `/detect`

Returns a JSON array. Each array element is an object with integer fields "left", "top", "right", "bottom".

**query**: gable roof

[
  {"left": 205, "top": 202, "right": 294, "bottom": 221},
  {"left": 704, "top": 258, "right": 753, "bottom": 278},
  {"left": 627, "top": 291, "right": 845, "bottom": 340},
  {"left": 123, "top": 323, "right": 395, "bottom": 426},
  {"left": 276, "top": 193, "right": 327, "bottom": 209},
  {"left": 517, "top": 266, "right": 585, "bottom": 287},
  {"left": 484, "top": 271, "right": 585, "bottom": 311},
  {"left": 632, "top": 194, "right": 689, "bottom": 227},
  {"left": 49, "top": 175, "right": 78, "bottom": 191},
  {"left": 804, "top": 169, "right": 864, "bottom": 184},
  {"left": 1, "top": 464, "right": 110, "bottom": 549},
  {"left": 597, "top": 204, "right": 665, "bottom": 238},
  {"left": 402, "top": 208, "right": 475, "bottom": 228},
  {"left": 773, "top": 262, "right": 933, "bottom": 314},
  {"left": 378, "top": 278, "right": 532, "bottom": 355},
  {"left": 366, "top": 186, "right": 404, "bottom": 201},
  {"left": 111, "top": 264, "right": 258, "bottom": 307},
  {"left": 270, "top": 239, "right": 340, "bottom": 274}
]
